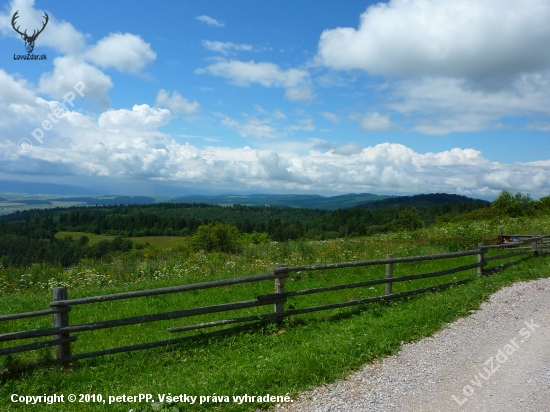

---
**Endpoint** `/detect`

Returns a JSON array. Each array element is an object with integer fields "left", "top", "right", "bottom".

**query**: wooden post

[
  {"left": 385, "top": 254, "right": 394, "bottom": 295},
  {"left": 532, "top": 228, "right": 538, "bottom": 256},
  {"left": 477, "top": 243, "right": 486, "bottom": 276},
  {"left": 499, "top": 227, "right": 503, "bottom": 244},
  {"left": 53, "top": 287, "right": 71, "bottom": 360},
  {"left": 274, "top": 264, "right": 286, "bottom": 319}
]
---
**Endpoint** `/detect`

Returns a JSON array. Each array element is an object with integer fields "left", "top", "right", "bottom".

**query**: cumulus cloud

[
  {"left": 155, "top": 90, "right": 200, "bottom": 116},
  {"left": 197, "top": 59, "right": 314, "bottom": 100},
  {"left": 0, "top": 70, "right": 35, "bottom": 104},
  {"left": 316, "top": 0, "right": 550, "bottom": 87},
  {"left": 84, "top": 33, "right": 156, "bottom": 73},
  {"left": 98, "top": 104, "right": 171, "bottom": 131},
  {"left": 1, "top": 1, "right": 157, "bottom": 108},
  {"left": 196, "top": 15, "right": 224, "bottom": 27},
  {"left": 313, "top": 0, "right": 550, "bottom": 134},
  {"left": 202, "top": 40, "right": 253, "bottom": 55},
  {"left": 389, "top": 75, "right": 550, "bottom": 135},
  {"left": 38, "top": 57, "right": 114, "bottom": 107},
  {"left": 3, "top": 98, "right": 550, "bottom": 196}
]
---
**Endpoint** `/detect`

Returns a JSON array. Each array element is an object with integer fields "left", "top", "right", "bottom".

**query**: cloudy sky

[{"left": 1, "top": 0, "right": 549, "bottom": 198}]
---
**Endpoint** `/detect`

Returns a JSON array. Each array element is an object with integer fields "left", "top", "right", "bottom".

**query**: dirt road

[{"left": 274, "top": 278, "right": 550, "bottom": 412}]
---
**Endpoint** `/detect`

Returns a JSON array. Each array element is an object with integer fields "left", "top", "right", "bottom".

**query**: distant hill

[
  {"left": 358, "top": 193, "right": 489, "bottom": 210},
  {"left": 169, "top": 193, "right": 396, "bottom": 210},
  {"left": 52, "top": 196, "right": 156, "bottom": 205},
  {"left": 8, "top": 199, "right": 52, "bottom": 205}
]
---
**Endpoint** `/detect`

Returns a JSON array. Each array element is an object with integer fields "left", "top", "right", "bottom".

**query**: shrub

[
  {"left": 389, "top": 208, "right": 425, "bottom": 232},
  {"left": 240, "top": 231, "right": 270, "bottom": 245},
  {"left": 190, "top": 222, "right": 243, "bottom": 254}
]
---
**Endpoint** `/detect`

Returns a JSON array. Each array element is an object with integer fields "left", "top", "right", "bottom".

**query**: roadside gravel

[{"left": 273, "top": 278, "right": 550, "bottom": 412}]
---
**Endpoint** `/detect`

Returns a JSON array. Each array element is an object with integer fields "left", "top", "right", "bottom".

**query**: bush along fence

[{"left": 1, "top": 230, "right": 549, "bottom": 364}]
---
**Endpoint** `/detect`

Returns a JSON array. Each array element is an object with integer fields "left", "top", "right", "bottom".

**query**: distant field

[
  {"left": 55, "top": 231, "right": 186, "bottom": 247},
  {"left": 55, "top": 232, "right": 117, "bottom": 245}
]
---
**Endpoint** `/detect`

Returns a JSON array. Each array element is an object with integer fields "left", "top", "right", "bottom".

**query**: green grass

[
  {"left": 54, "top": 232, "right": 117, "bottom": 246},
  {"left": 54, "top": 232, "right": 187, "bottom": 247},
  {"left": 0, "top": 235, "right": 548, "bottom": 411},
  {"left": 127, "top": 236, "right": 187, "bottom": 248}
]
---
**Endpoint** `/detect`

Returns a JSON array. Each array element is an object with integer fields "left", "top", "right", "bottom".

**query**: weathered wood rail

[{"left": 1, "top": 230, "right": 548, "bottom": 363}]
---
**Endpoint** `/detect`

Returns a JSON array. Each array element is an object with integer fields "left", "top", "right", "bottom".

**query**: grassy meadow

[
  {"left": 1, "top": 218, "right": 549, "bottom": 411},
  {"left": 55, "top": 232, "right": 187, "bottom": 248}
]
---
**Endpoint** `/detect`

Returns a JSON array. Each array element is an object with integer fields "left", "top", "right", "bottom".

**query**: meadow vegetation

[{"left": 0, "top": 190, "right": 549, "bottom": 411}]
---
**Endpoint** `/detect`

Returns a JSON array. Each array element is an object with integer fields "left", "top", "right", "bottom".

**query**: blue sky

[{"left": 1, "top": 0, "right": 549, "bottom": 198}]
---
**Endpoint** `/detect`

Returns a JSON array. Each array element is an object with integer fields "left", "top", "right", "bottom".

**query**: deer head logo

[{"left": 11, "top": 10, "right": 49, "bottom": 54}]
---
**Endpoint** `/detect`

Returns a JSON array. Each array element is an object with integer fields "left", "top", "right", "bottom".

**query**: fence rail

[{"left": 1, "top": 230, "right": 547, "bottom": 363}]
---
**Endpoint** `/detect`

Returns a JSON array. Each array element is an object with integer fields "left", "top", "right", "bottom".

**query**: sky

[{"left": 0, "top": 0, "right": 550, "bottom": 199}]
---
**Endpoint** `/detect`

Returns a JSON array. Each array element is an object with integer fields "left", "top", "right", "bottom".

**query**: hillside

[
  {"left": 168, "top": 193, "right": 395, "bottom": 210},
  {"left": 0, "top": 193, "right": 393, "bottom": 215},
  {"left": 358, "top": 193, "right": 489, "bottom": 210}
]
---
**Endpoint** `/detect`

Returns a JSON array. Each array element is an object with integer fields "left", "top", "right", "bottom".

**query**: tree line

[{"left": 2, "top": 191, "right": 543, "bottom": 268}]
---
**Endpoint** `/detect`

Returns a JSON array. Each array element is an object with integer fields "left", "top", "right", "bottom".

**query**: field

[
  {"left": 1, "top": 228, "right": 548, "bottom": 411},
  {"left": 55, "top": 232, "right": 187, "bottom": 248}
]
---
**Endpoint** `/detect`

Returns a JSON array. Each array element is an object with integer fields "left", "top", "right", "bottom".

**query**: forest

[{"left": 0, "top": 191, "right": 544, "bottom": 269}]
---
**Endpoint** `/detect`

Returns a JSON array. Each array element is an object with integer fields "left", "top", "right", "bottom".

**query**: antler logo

[{"left": 11, "top": 10, "right": 49, "bottom": 54}]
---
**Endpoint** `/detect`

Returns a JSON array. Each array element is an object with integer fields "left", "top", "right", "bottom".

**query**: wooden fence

[{"left": 1, "top": 230, "right": 549, "bottom": 363}]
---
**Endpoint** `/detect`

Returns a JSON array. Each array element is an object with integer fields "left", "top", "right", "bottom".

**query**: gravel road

[{"left": 273, "top": 278, "right": 550, "bottom": 412}]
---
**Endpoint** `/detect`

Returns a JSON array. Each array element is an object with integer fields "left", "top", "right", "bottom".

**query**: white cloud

[
  {"left": 389, "top": 75, "right": 550, "bottom": 135},
  {"left": 197, "top": 59, "right": 314, "bottom": 101},
  {"left": 3, "top": 99, "right": 550, "bottom": 196},
  {"left": 285, "top": 87, "right": 315, "bottom": 101},
  {"left": 98, "top": 104, "right": 171, "bottom": 131},
  {"left": 155, "top": 90, "right": 200, "bottom": 116},
  {"left": 316, "top": 0, "right": 550, "bottom": 87},
  {"left": 202, "top": 40, "right": 253, "bottom": 55},
  {"left": 333, "top": 142, "right": 362, "bottom": 156},
  {"left": 196, "top": 15, "right": 224, "bottom": 27},
  {"left": 84, "top": 33, "right": 156, "bottom": 73},
  {"left": 220, "top": 115, "right": 284, "bottom": 139},
  {"left": 358, "top": 112, "right": 394, "bottom": 132},
  {"left": 313, "top": 0, "right": 550, "bottom": 134},
  {"left": 38, "top": 57, "right": 113, "bottom": 107},
  {"left": 0, "top": 70, "right": 35, "bottom": 104},
  {"left": 323, "top": 112, "right": 340, "bottom": 124},
  {"left": 0, "top": 0, "right": 86, "bottom": 54}
]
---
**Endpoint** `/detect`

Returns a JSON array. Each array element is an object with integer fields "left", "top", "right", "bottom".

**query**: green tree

[
  {"left": 389, "top": 208, "right": 425, "bottom": 232},
  {"left": 190, "top": 222, "right": 243, "bottom": 254},
  {"left": 492, "top": 190, "right": 533, "bottom": 217}
]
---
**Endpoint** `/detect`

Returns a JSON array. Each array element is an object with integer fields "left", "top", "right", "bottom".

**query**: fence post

[
  {"left": 477, "top": 243, "right": 486, "bottom": 276},
  {"left": 274, "top": 264, "right": 286, "bottom": 319},
  {"left": 532, "top": 228, "right": 538, "bottom": 256},
  {"left": 385, "top": 254, "right": 394, "bottom": 295},
  {"left": 52, "top": 287, "right": 71, "bottom": 360},
  {"left": 499, "top": 227, "right": 503, "bottom": 244}
]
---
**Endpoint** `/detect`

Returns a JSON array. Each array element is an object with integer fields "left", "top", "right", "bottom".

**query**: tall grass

[{"left": 0, "top": 229, "right": 548, "bottom": 411}]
